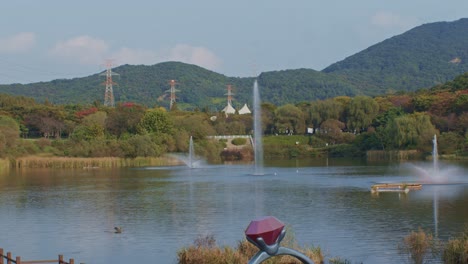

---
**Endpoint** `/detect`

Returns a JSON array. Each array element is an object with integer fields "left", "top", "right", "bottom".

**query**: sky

[{"left": 0, "top": 0, "right": 467, "bottom": 84}]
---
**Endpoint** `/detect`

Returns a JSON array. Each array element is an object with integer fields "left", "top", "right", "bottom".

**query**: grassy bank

[{"left": 10, "top": 155, "right": 183, "bottom": 169}]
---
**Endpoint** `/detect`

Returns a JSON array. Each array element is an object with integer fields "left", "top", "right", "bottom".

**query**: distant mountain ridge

[
  {"left": 323, "top": 18, "right": 468, "bottom": 94},
  {"left": 0, "top": 18, "right": 467, "bottom": 108}
]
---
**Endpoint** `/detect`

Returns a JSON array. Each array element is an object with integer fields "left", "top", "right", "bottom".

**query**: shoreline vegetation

[
  {"left": 0, "top": 73, "right": 467, "bottom": 166},
  {"left": 0, "top": 155, "right": 184, "bottom": 170},
  {"left": 0, "top": 148, "right": 466, "bottom": 170}
]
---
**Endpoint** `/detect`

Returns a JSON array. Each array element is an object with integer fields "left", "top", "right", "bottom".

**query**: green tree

[
  {"left": 105, "top": 103, "right": 146, "bottom": 137},
  {"left": 138, "top": 108, "right": 174, "bottom": 134},
  {"left": 0, "top": 115, "right": 20, "bottom": 156},
  {"left": 438, "top": 132, "right": 464, "bottom": 154},
  {"left": 320, "top": 119, "right": 346, "bottom": 144},
  {"left": 308, "top": 99, "right": 346, "bottom": 134},
  {"left": 24, "top": 106, "right": 66, "bottom": 138},
  {"left": 346, "top": 96, "right": 379, "bottom": 133},
  {"left": 261, "top": 103, "right": 276, "bottom": 135},
  {"left": 172, "top": 112, "right": 216, "bottom": 139},
  {"left": 453, "top": 93, "right": 468, "bottom": 114},
  {"left": 274, "top": 104, "right": 305, "bottom": 134},
  {"left": 319, "top": 98, "right": 344, "bottom": 121},
  {"left": 412, "top": 94, "right": 434, "bottom": 112},
  {"left": 121, "top": 134, "right": 162, "bottom": 158},
  {"left": 386, "top": 113, "right": 437, "bottom": 151}
]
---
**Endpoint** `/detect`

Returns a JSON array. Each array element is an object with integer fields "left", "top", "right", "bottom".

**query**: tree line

[{"left": 0, "top": 72, "right": 467, "bottom": 161}]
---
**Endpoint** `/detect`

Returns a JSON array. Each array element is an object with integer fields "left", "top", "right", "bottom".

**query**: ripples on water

[{"left": 0, "top": 160, "right": 467, "bottom": 263}]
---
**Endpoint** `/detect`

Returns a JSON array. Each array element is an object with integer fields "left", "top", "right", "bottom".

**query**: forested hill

[
  {"left": 323, "top": 18, "right": 468, "bottom": 94},
  {"left": 0, "top": 62, "right": 255, "bottom": 110},
  {"left": 0, "top": 18, "right": 467, "bottom": 108},
  {"left": 0, "top": 62, "right": 354, "bottom": 109}
]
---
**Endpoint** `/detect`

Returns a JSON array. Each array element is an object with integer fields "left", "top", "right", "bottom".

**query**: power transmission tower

[
  {"left": 165, "top": 79, "right": 180, "bottom": 110},
  {"left": 225, "top": 84, "right": 235, "bottom": 105},
  {"left": 100, "top": 60, "right": 119, "bottom": 107}
]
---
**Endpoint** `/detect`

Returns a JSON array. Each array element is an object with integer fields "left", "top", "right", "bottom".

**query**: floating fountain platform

[{"left": 371, "top": 183, "right": 422, "bottom": 193}]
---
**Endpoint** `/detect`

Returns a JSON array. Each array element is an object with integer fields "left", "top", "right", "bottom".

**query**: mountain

[
  {"left": 0, "top": 18, "right": 467, "bottom": 108},
  {"left": 323, "top": 18, "right": 468, "bottom": 94},
  {"left": 257, "top": 69, "right": 357, "bottom": 103}
]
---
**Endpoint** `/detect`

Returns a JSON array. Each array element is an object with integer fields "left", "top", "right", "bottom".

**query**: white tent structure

[
  {"left": 238, "top": 104, "right": 251, "bottom": 115},
  {"left": 222, "top": 102, "right": 236, "bottom": 115}
]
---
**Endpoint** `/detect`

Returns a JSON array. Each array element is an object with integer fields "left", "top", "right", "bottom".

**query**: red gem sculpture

[{"left": 245, "top": 216, "right": 285, "bottom": 245}]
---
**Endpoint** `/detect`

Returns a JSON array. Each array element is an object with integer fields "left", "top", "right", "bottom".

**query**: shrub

[
  {"left": 443, "top": 226, "right": 468, "bottom": 264},
  {"left": 231, "top": 137, "right": 247, "bottom": 146},
  {"left": 36, "top": 138, "right": 52, "bottom": 150},
  {"left": 327, "top": 144, "right": 363, "bottom": 158},
  {"left": 399, "top": 228, "right": 439, "bottom": 264}
]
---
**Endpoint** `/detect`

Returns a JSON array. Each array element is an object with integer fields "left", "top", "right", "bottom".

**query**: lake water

[{"left": 0, "top": 158, "right": 467, "bottom": 263}]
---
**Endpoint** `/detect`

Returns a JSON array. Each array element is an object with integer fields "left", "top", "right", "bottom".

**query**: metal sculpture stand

[{"left": 247, "top": 228, "right": 313, "bottom": 264}]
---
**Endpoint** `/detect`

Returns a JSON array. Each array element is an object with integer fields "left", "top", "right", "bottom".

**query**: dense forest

[
  {"left": 0, "top": 72, "right": 467, "bottom": 162},
  {"left": 0, "top": 19, "right": 467, "bottom": 110}
]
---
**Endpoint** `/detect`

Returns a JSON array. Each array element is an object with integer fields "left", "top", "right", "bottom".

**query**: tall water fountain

[
  {"left": 432, "top": 134, "right": 439, "bottom": 237},
  {"left": 188, "top": 136, "right": 194, "bottom": 168},
  {"left": 253, "top": 79, "right": 264, "bottom": 175},
  {"left": 432, "top": 134, "right": 438, "bottom": 174}
]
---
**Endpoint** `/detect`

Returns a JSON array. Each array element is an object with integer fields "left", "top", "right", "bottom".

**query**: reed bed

[
  {"left": 12, "top": 156, "right": 183, "bottom": 169},
  {"left": 0, "top": 158, "right": 11, "bottom": 171},
  {"left": 367, "top": 150, "right": 421, "bottom": 161}
]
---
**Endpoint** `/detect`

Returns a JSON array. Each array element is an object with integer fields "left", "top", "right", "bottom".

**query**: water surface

[{"left": 0, "top": 159, "right": 467, "bottom": 263}]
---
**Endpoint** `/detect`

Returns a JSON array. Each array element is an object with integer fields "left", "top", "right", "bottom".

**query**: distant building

[
  {"left": 221, "top": 84, "right": 251, "bottom": 116},
  {"left": 222, "top": 102, "right": 236, "bottom": 115},
  {"left": 238, "top": 104, "right": 251, "bottom": 115}
]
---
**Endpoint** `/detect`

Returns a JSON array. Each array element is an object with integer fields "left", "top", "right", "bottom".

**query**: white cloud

[
  {"left": 112, "top": 47, "right": 161, "bottom": 65},
  {"left": 50, "top": 35, "right": 109, "bottom": 65},
  {"left": 371, "top": 12, "right": 418, "bottom": 30},
  {"left": 0, "top": 32, "right": 36, "bottom": 53},
  {"left": 112, "top": 44, "right": 222, "bottom": 71},
  {"left": 167, "top": 44, "right": 222, "bottom": 71},
  {"left": 49, "top": 36, "right": 221, "bottom": 71}
]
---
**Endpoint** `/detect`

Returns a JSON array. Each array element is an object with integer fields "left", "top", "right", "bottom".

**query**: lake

[{"left": 0, "top": 158, "right": 467, "bottom": 263}]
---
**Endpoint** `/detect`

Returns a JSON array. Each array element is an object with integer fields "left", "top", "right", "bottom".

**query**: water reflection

[{"left": 0, "top": 160, "right": 467, "bottom": 263}]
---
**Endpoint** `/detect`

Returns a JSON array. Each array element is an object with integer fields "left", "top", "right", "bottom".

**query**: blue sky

[{"left": 0, "top": 0, "right": 467, "bottom": 84}]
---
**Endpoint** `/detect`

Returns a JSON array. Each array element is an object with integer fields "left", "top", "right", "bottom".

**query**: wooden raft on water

[{"left": 371, "top": 183, "right": 422, "bottom": 193}]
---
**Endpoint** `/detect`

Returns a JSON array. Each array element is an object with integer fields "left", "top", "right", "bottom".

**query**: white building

[
  {"left": 238, "top": 104, "right": 251, "bottom": 115},
  {"left": 221, "top": 102, "right": 236, "bottom": 114}
]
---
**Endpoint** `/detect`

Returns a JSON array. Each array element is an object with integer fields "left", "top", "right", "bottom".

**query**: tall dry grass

[
  {"left": 0, "top": 158, "right": 10, "bottom": 171},
  {"left": 177, "top": 233, "right": 324, "bottom": 264},
  {"left": 443, "top": 226, "right": 468, "bottom": 264},
  {"left": 367, "top": 150, "right": 421, "bottom": 161},
  {"left": 12, "top": 156, "right": 183, "bottom": 169},
  {"left": 399, "top": 228, "right": 439, "bottom": 264}
]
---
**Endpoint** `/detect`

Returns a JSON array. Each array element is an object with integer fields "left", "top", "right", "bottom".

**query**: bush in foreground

[
  {"left": 399, "top": 228, "right": 439, "bottom": 264},
  {"left": 179, "top": 228, "right": 468, "bottom": 264},
  {"left": 178, "top": 232, "right": 324, "bottom": 264},
  {"left": 443, "top": 226, "right": 468, "bottom": 264}
]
